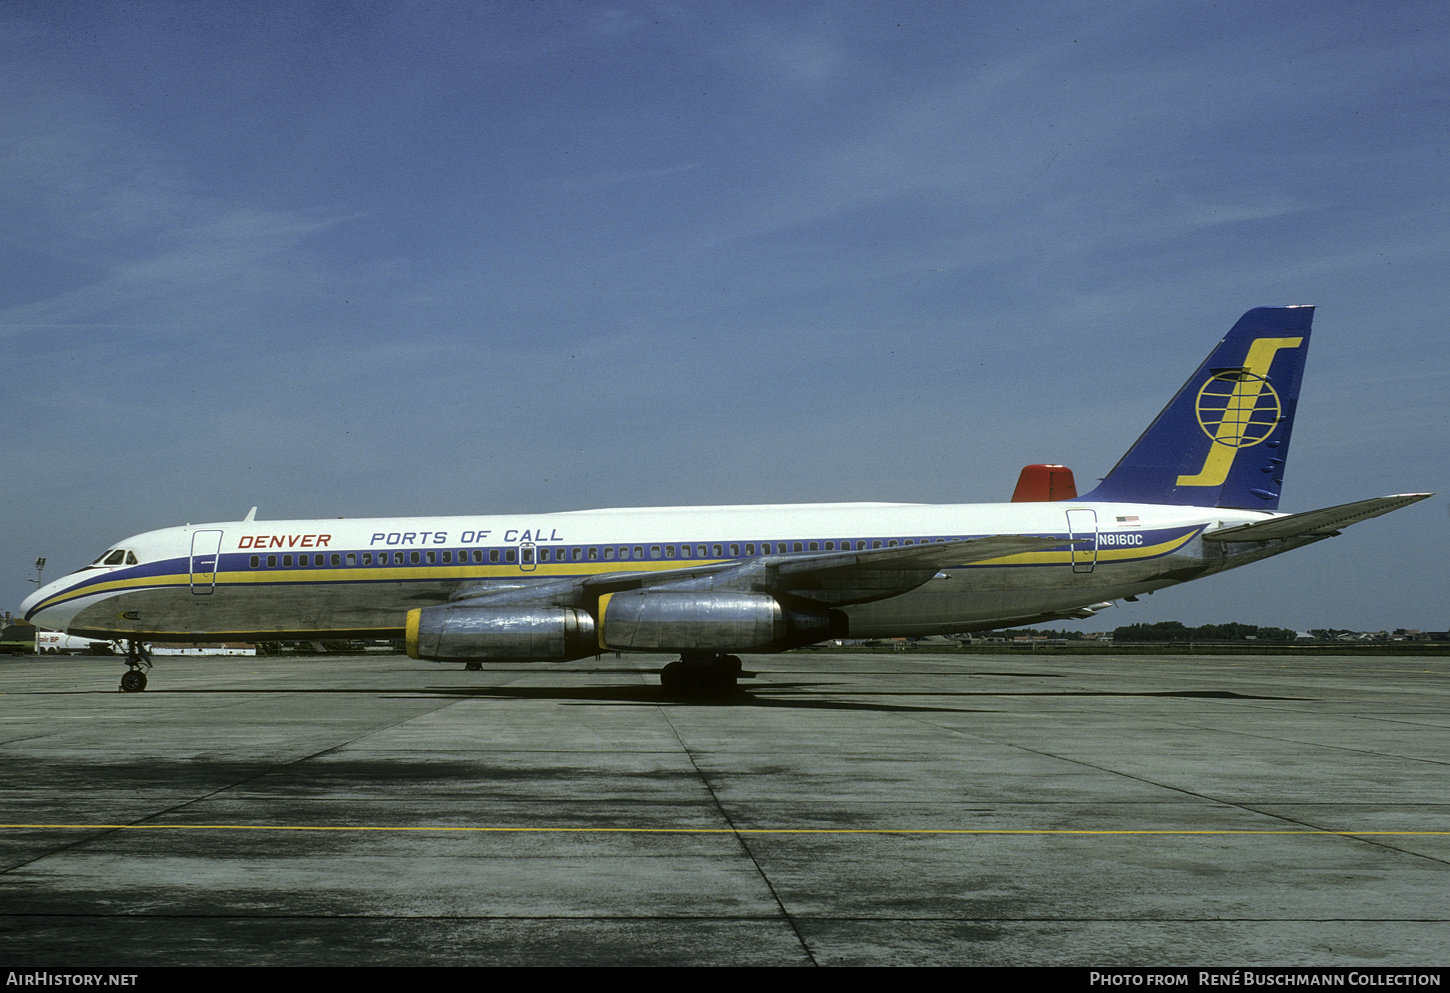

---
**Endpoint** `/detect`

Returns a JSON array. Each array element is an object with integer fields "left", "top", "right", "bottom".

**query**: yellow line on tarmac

[{"left": 2, "top": 824, "right": 1447, "bottom": 836}]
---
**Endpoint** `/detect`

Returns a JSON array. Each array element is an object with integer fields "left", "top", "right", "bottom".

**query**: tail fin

[{"left": 1082, "top": 306, "right": 1313, "bottom": 510}]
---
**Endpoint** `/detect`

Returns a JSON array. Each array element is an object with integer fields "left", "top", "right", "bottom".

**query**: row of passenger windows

[
  {"left": 526, "top": 538, "right": 945, "bottom": 562},
  {"left": 245, "top": 537, "right": 954, "bottom": 571},
  {"left": 247, "top": 549, "right": 512, "bottom": 569}
]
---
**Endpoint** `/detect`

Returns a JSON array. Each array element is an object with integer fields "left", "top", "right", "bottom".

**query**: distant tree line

[{"left": 1110, "top": 621, "right": 1297, "bottom": 643}]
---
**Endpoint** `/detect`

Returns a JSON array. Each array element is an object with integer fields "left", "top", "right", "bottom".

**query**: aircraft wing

[
  {"left": 770, "top": 533, "right": 1081, "bottom": 574},
  {"left": 450, "top": 534, "right": 1083, "bottom": 608},
  {"left": 1201, "top": 493, "right": 1433, "bottom": 543}
]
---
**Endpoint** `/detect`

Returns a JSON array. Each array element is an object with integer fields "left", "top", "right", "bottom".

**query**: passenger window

[
  {"left": 505, "top": 549, "right": 517, "bottom": 563},
  {"left": 473, "top": 550, "right": 484, "bottom": 563},
  {"left": 730, "top": 544, "right": 739, "bottom": 556},
  {"left": 793, "top": 542, "right": 803, "bottom": 552},
  {"left": 347, "top": 553, "right": 357, "bottom": 566},
  {"left": 250, "top": 555, "right": 260, "bottom": 568},
  {"left": 283, "top": 555, "right": 293, "bottom": 567},
  {"left": 619, "top": 546, "right": 630, "bottom": 560},
  {"left": 410, "top": 551, "right": 420, "bottom": 564},
  {"left": 679, "top": 545, "right": 690, "bottom": 558},
  {"left": 746, "top": 544, "right": 755, "bottom": 555},
  {"left": 712, "top": 544, "right": 723, "bottom": 556},
  {"left": 426, "top": 551, "right": 436, "bottom": 565},
  {"left": 267, "top": 555, "right": 277, "bottom": 568},
  {"left": 872, "top": 540, "right": 882, "bottom": 549},
  {"left": 604, "top": 547, "right": 615, "bottom": 560},
  {"left": 588, "top": 547, "right": 599, "bottom": 561},
  {"left": 332, "top": 553, "right": 341, "bottom": 566},
  {"left": 635, "top": 546, "right": 645, "bottom": 560},
  {"left": 572, "top": 548, "right": 583, "bottom": 562},
  {"left": 490, "top": 550, "right": 499, "bottom": 563},
  {"left": 809, "top": 542, "right": 818, "bottom": 551},
  {"left": 665, "top": 545, "right": 675, "bottom": 558}
]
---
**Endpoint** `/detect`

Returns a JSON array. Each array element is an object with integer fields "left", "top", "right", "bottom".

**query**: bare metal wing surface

[{"left": 448, "top": 534, "right": 1081, "bottom": 606}]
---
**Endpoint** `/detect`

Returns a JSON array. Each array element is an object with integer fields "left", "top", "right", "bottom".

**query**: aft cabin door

[
  {"left": 1065, "top": 510, "right": 1097, "bottom": 574},
  {"left": 190, "top": 530, "right": 224, "bottom": 595}
]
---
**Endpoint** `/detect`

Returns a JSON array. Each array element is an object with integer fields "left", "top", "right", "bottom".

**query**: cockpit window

[
  {"left": 91, "top": 550, "right": 115, "bottom": 566},
  {"left": 103, "top": 550, "right": 126, "bottom": 566},
  {"left": 126, "top": 551, "right": 138, "bottom": 565}
]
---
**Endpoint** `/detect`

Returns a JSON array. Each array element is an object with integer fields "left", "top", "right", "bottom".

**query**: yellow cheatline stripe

[
  {"left": 2, "top": 824, "right": 1445, "bottom": 836},
  {"left": 43, "top": 531, "right": 1210, "bottom": 613},
  {"left": 36, "top": 559, "right": 725, "bottom": 611},
  {"left": 971, "top": 528, "right": 1200, "bottom": 567}
]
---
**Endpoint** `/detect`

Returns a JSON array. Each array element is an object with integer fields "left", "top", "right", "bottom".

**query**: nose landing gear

[{"left": 119, "top": 640, "right": 152, "bottom": 693}]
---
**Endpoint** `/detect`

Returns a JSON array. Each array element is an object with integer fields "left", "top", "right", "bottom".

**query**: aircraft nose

[
  {"left": 19, "top": 575, "right": 74, "bottom": 628},
  {"left": 19, "top": 585, "right": 44, "bottom": 619}
]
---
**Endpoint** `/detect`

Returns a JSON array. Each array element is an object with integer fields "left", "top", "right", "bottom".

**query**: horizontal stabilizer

[{"left": 1202, "top": 493, "right": 1432, "bottom": 542}]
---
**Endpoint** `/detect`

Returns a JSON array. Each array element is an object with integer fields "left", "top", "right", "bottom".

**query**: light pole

[{"left": 30, "top": 557, "right": 45, "bottom": 588}]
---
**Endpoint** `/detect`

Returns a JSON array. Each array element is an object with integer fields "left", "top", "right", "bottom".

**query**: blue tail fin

[{"left": 1082, "top": 306, "right": 1313, "bottom": 510}]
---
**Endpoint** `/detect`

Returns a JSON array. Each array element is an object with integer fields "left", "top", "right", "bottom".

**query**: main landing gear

[
  {"left": 659, "top": 654, "right": 749, "bottom": 698},
  {"left": 119, "top": 640, "right": 152, "bottom": 693}
]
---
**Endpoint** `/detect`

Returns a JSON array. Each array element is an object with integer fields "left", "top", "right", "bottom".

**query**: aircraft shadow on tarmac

[
  {"left": 395, "top": 682, "right": 1307, "bottom": 710},
  {"left": 42, "top": 673, "right": 1305, "bottom": 711},
  {"left": 407, "top": 682, "right": 974, "bottom": 713}
]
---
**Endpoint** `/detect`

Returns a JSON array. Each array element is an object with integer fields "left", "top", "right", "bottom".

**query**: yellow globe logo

[{"left": 1195, "top": 371, "right": 1281, "bottom": 448}]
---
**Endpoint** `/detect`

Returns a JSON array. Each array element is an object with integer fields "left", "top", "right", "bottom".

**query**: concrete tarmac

[{"left": 0, "top": 650, "right": 1446, "bottom": 967}]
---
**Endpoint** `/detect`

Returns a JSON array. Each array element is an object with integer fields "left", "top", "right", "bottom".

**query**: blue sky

[{"left": 3, "top": 1, "right": 1446, "bottom": 632}]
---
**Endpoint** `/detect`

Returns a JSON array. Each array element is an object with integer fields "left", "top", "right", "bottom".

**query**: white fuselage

[{"left": 21, "top": 499, "right": 1297, "bottom": 645}]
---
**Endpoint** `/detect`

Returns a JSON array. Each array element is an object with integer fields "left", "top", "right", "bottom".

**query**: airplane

[{"left": 19, "top": 306, "right": 1431, "bottom": 695}]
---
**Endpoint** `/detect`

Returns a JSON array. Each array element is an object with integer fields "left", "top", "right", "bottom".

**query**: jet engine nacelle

[
  {"left": 407, "top": 605, "right": 597, "bottom": 662},
  {"left": 599, "top": 591, "right": 842, "bottom": 653}
]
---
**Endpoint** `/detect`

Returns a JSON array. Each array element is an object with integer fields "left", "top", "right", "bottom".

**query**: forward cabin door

[
  {"left": 190, "top": 530, "right": 224, "bottom": 594},
  {"left": 1065, "top": 510, "right": 1098, "bottom": 574}
]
